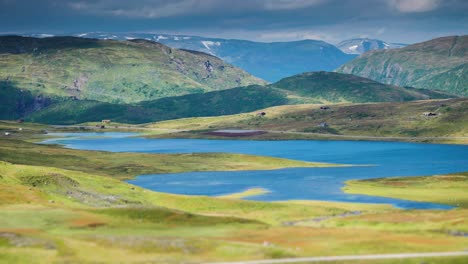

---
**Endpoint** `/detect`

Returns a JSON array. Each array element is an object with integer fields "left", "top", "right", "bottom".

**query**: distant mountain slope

[
  {"left": 271, "top": 72, "right": 454, "bottom": 103},
  {"left": 336, "top": 36, "right": 468, "bottom": 96},
  {"left": 61, "top": 32, "right": 357, "bottom": 82},
  {"left": 25, "top": 72, "right": 454, "bottom": 124},
  {"left": 0, "top": 36, "right": 264, "bottom": 103},
  {"left": 337, "top": 38, "right": 406, "bottom": 55}
]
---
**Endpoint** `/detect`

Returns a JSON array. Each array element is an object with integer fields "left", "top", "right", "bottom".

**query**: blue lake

[{"left": 43, "top": 132, "right": 468, "bottom": 209}]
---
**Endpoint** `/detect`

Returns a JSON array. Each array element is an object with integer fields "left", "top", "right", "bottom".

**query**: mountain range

[
  {"left": 337, "top": 35, "right": 467, "bottom": 96},
  {"left": 60, "top": 32, "right": 357, "bottom": 82},
  {"left": 22, "top": 33, "right": 420, "bottom": 82}
]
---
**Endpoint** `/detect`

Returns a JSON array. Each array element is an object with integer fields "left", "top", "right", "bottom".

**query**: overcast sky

[{"left": 1, "top": 0, "right": 467, "bottom": 44}]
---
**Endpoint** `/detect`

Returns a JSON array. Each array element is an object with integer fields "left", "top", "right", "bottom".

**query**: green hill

[
  {"left": 147, "top": 98, "right": 468, "bottom": 141},
  {"left": 26, "top": 85, "right": 288, "bottom": 124},
  {"left": 336, "top": 35, "right": 468, "bottom": 96},
  {"left": 26, "top": 72, "right": 454, "bottom": 125},
  {"left": 0, "top": 36, "right": 264, "bottom": 103},
  {"left": 271, "top": 71, "right": 453, "bottom": 103}
]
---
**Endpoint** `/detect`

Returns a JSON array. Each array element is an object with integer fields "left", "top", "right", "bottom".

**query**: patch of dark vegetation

[
  {"left": 26, "top": 85, "right": 289, "bottom": 124},
  {"left": 89, "top": 235, "right": 208, "bottom": 254},
  {"left": 204, "top": 130, "right": 267, "bottom": 137},
  {"left": 0, "top": 81, "right": 53, "bottom": 120},
  {"left": 20, "top": 173, "right": 79, "bottom": 188},
  {"left": 264, "top": 248, "right": 296, "bottom": 259},
  {"left": 65, "top": 189, "right": 142, "bottom": 207},
  {"left": 0, "top": 232, "right": 56, "bottom": 249},
  {"left": 302, "top": 126, "right": 339, "bottom": 134},
  {"left": 93, "top": 207, "right": 264, "bottom": 226}
]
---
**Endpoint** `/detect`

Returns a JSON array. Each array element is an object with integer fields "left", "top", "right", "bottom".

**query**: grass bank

[
  {"left": 1, "top": 161, "right": 468, "bottom": 263},
  {"left": 1, "top": 123, "right": 468, "bottom": 263},
  {"left": 145, "top": 98, "right": 468, "bottom": 144},
  {"left": 0, "top": 137, "right": 339, "bottom": 180},
  {"left": 344, "top": 172, "right": 468, "bottom": 208}
]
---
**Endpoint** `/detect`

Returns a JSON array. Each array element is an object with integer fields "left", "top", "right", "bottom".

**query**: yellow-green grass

[
  {"left": 344, "top": 172, "right": 468, "bottom": 208},
  {"left": 0, "top": 138, "right": 339, "bottom": 180},
  {"left": 0, "top": 161, "right": 362, "bottom": 224},
  {"left": 144, "top": 98, "right": 468, "bottom": 144},
  {"left": 282, "top": 200, "right": 394, "bottom": 212},
  {"left": 217, "top": 188, "right": 271, "bottom": 199},
  {"left": 315, "top": 208, "right": 468, "bottom": 233},
  {"left": 1, "top": 162, "right": 468, "bottom": 263},
  {"left": 1, "top": 128, "right": 468, "bottom": 262},
  {"left": 248, "top": 257, "right": 468, "bottom": 264}
]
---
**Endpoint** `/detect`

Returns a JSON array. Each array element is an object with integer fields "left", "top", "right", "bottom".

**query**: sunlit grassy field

[
  {"left": 1, "top": 161, "right": 467, "bottom": 263},
  {"left": 344, "top": 172, "right": 468, "bottom": 208},
  {"left": 0, "top": 123, "right": 467, "bottom": 263},
  {"left": 145, "top": 98, "right": 468, "bottom": 143}
]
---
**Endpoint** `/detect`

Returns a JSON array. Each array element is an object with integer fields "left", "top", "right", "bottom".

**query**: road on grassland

[{"left": 206, "top": 251, "right": 468, "bottom": 264}]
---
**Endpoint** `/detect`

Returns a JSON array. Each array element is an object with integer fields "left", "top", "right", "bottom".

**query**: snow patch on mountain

[
  {"left": 155, "top": 35, "right": 168, "bottom": 41},
  {"left": 201, "top": 41, "right": 221, "bottom": 50},
  {"left": 337, "top": 38, "right": 407, "bottom": 55},
  {"left": 348, "top": 45, "right": 358, "bottom": 52}
]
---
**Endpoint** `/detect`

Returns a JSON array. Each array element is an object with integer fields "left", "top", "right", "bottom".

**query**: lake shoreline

[{"left": 41, "top": 132, "right": 467, "bottom": 210}]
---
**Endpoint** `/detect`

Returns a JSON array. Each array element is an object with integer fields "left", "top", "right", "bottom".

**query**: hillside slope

[
  {"left": 272, "top": 72, "right": 453, "bottom": 103},
  {"left": 25, "top": 72, "right": 454, "bottom": 124},
  {"left": 148, "top": 98, "right": 468, "bottom": 140},
  {"left": 336, "top": 36, "right": 468, "bottom": 96},
  {"left": 26, "top": 85, "right": 288, "bottom": 124},
  {"left": 61, "top": 32, "right": 357, "bottom": 82},
  {"left": 0, "top": 36, "right": 264, "bottom": 103}
]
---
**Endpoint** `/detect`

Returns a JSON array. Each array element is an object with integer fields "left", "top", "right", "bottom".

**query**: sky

[{"left": 0, "top": 0, "right": 467, "bottom": 44}]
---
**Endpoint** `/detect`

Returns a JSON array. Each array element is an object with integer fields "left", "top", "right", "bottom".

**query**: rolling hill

[
  {"left": 0, "top": 36, "right": 264, "bottom": 104},
  {"left": 25, "top": 72, "right": 454, "bottom": 124},
  {"left": 147, "top": 98, "right": 468, "bottom": 140},
  {"left": 336, "top": 35, "right": 468, "bottom": 96},
  {"left": 270, "top": 71, "right": 452, "bottom": 103},
  {"left": 25, "top": 85, "right": 288, "bottom": 124},
  {"left": 58, "top": 32, "right": 357, "bottom": 82}
]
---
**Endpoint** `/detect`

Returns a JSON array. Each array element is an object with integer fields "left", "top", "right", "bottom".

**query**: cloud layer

[{"left": 1, "top": 0, "right": 466, "bottom": 43}]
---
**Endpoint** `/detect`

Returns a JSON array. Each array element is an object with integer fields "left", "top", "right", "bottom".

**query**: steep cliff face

[{"left": 336, "top": 36, "right": 468, "bottom": 96}]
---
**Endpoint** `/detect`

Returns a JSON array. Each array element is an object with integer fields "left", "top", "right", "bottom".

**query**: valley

[
  {"left": 1, "top": 21, "right": 467, "bottom": 264},
  {"left": 0, "top": 124, "right": 467, "bottom": 263}
]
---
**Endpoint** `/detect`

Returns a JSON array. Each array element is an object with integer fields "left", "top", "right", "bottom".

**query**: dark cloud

[{"left": 0, "top": 0, "right": 467, "bottom": 43}]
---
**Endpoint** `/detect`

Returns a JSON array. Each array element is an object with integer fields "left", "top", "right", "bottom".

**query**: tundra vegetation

[
  {"left": 145, "top": 98, "right": 468, "bottom": 144},
  {"left": 0, "top": 122, "right": 467, "bottom": 263}
]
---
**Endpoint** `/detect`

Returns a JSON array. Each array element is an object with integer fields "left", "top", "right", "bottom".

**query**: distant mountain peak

[{"left": 337, "top": 38, "right": 407, "bottom": 55}]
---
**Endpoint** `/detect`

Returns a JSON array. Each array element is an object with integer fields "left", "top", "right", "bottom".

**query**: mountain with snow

[
  {"left": 337, "top": 38, "right": 407, "bottom": 55},
  {"left": 60, "top": 32, "right": 357, "bottom": 82}
]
